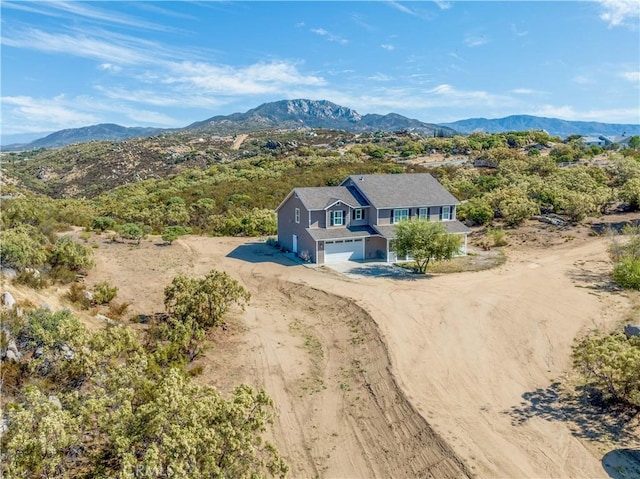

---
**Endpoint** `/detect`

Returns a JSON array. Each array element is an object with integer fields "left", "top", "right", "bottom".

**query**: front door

[{"left": 292, "top": 234, "right": 298, "bottom": 254}]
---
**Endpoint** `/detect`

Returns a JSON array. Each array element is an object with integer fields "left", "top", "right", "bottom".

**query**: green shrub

[
  {"left": 0, "top": 225, "right": 49, "bottom": 270},
  {"left": 92, "top": 216, "right": 117, "bottom": 232},
  {"left": 161, "top": 225, "right": 192, "bottom": 244},
  {"left": 50, "top": 236, "right": 94, "bottom": 273},
  {"left": 613, "top": 256, "right": 640, "bottom": 290},
  {"left": 15, "top": 270, "right": 49, "bottom": 289},
  {"left": 487, "top": 228, "right": 508, "bottom": 247},
  {"left": 92, "top": 281, "right": 118, "bottom": 305},
  {"left": 49, "top": 266, "right": 81, "bottom": 285},
  {"left": 457, "top": 198, "right": 493, "bottom": 225},
  {"left": 66, "top": 283, "right": 91, "bottom": 309}
]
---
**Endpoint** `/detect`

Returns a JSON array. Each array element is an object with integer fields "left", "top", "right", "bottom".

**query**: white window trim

[
  {"left": 418, "top": 208, "right": 428, "bottom": 220},
  {"left": 442, "top": 206, "right": 451, "bottom": 221},
  {"left": 393, "top": 208, "right": 409, "bottom": 223},
  {"left": 354, "top": 208, "right": 363, "bottom": 221},
  {"left": 332, "top": 210, "right": 344, "bottom": 226},
  {"left": 295, "top": 207, "right": 300, "bottom": 224}
]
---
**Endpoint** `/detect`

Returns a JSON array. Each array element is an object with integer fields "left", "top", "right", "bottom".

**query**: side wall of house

[
  {"left": 277, "top": 195, "right": 313, "bottom": 258},
  {"left": 310, "top": 210, "right": 325, "bottom": 228}
]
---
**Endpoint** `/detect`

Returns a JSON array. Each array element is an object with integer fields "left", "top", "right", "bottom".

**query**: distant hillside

[
  {"left": 188, "top": 99, "right": 455, "bottom": 136},
  {"left": 439, "top": 115, "right": 640, "bottom": 137},
  {"left": 3, "top": 124, "right": 162, "bottom": 151},
  {"left": 5, "top": 100, "right": 640, "bottom": 151}
]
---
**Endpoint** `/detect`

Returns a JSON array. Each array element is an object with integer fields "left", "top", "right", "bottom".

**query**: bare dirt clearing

[
  {"left": 18, "top": 218, "right": 640, "bottom": 478},
  {"left": 231, "top": 133, "right": 249, "bottom": 150}
]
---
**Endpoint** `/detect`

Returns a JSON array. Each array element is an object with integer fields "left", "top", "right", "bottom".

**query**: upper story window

[
  {"left": 441, "top": 206, "right": 451, "bottom": 221},
  {"left": 295, "top": 208, "right": 300, "bottom": 224},
  {"left": 393, "top": 209, "right": 409, "bottom": 223},
  {"left": 332, "top": 210, "right": 344, "bottom": 226},
  {"left": 418, "top": 208, "right": 428, "bottom": 220},
  {"left": 353, "top": 208, "right": 364, "bottom": 221}
]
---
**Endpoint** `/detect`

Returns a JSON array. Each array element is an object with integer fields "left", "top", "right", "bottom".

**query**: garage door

[{"left": 324, "top": 239, "right": 364, "bottom": 263}]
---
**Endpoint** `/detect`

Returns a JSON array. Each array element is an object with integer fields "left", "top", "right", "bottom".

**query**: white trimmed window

[
  {"left": 354, "top": 208, "right": 363, "bottom": 220},
  {"left": 295, "top": 208, "right": 300, "bottom": 224},
  {"left": 418, "top": 208, "right": 428, "bottom": 220},
  {"left": 393, "top": 209, "right": 409, "bottom": 223},
  {"left": 332, "top": 210, "right": 344, "bottom": 226},
  {"left": 441, "top": 206, "right": 451, "bottom": 220}
]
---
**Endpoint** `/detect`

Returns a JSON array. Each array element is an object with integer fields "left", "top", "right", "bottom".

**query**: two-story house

[{"left": 275, "top": 173, "right": 471, "bottom": 264}]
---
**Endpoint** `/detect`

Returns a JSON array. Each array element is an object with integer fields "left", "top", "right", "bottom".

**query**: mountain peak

[{"left": 189, "top": 98, "right": 448, "bottom": 135}]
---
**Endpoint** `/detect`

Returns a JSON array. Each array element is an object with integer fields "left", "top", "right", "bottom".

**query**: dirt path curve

[
  {"left": 83, "top": 233, "right": 636, "bottom": 478},
  {"left": 231, "top": 133, "right": 248, "bottom": 150}
]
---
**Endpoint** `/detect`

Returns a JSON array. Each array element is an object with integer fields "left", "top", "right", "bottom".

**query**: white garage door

[{"left": 324, "top": 239, "right": 364, "bottom": 263}]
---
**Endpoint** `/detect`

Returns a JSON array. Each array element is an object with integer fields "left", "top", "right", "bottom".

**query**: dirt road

[{"left": 76, "top": 229, "right": 637, "bottom": 478}]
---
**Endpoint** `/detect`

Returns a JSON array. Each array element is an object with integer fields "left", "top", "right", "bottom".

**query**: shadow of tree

[
  {"left": 567, "top": 268, "right": 622, "bottom": 293},
  {"left": 342, "top": 264, "right": 427, "bottom": 280},
  {"left": 592, "top": 219, "right": 640, "bottom": 235},
  {"left": 602, "top": 448, "right": 640, "bottom": 479},
  {"left": 506, "top": 382, "right": 639, "bottom": 444}
]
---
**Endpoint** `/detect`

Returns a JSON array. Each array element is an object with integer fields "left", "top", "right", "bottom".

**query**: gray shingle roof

[
  {"left": 306, "top": 225, "right": 378, "bottom": 241},
  {"left": 294, "top": 185, "right": 369, "bottom": 211},
  {"left": 342, "top": 173, "right": 459, "bottom": 208},
  {"left": 374, "top": 220, "right": 471, "bottom": 239}
]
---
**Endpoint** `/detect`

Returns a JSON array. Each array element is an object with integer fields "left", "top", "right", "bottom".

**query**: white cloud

[
  {"left": 510, "top": 24, "right": 528, "bottom": 37},
  {"left": 533, "top": 104, "right": 639, "bottom": 123},
  {"left": 1, "top": 92, "right": 184, "bottom": 134},
  {"left": 572, "top": 75, "right": 594, "bottom": 85},
  {"left": 351, "top": 14, "right": 374, "bottom": 31},
  {"left": 387, "top": 1, "right": 433, "bottom": 20},
  {"left": 510, "top": 88, "right": 536, "bottom": 95},
  {"left": 596, "top": 0, "right": 640, "bottom": 28},
  {"left": 2, "top": 28, "right": 155, "bottom": 65},
  {"left": 310, "top": 28, "right": 348, "bottom": 44},
  {"left": 98, "top": 63, "right": 122, "bottom": 72},
  {"left": 433, "top": 1, "right": 452, "bottom": 10},
  {"left": 1, "top": 95, "right": 99, "bottom": 133},
  {"left": 388, "top": 1, "right": 418, "bottom": 16},
  {"left": 464, "top": 34, "right": 489, "bottom": 47},
  {"left": 162, "top": 60, "right": 326, "bottom": 96},
  {"left": 368, "top": 73, "right": 392, "bottom": 82},
  {"left": 381, "top": 44, "right": 395, "bottom": 51},
  {"left": 619, "top": 71, "right": 640, "bottom": 82}
]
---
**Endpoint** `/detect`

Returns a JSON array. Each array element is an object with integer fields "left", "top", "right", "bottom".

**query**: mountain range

[
  {"left": 440, "top": 115, "right": 639, "bottom": 137},
  {"left": 3, "top": 99, "right": 639, "bottom": 151}
]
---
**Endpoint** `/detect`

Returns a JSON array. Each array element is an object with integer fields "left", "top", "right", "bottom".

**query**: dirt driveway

[{"left": 67, "top": 227, "right": 639, "bottom": 478}]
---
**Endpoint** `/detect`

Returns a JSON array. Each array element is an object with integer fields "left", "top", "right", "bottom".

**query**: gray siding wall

[
  {"left": 326, "top": 203, "right": 350, "bottom": 227},
  {"left": 310, "top": 210, "right": 325, "bottom": 228},
  {"left": 349, "top": 207, "right": 369, "bottom": 227},
  {"left": 365, "top": 236, "right": 388, "bottom": 260},
  {"left": 428, "top": 206, "right": 441, "bottom": 221},
  {"left": 277, "top": 195, "right": 312, "bottom": 256},
  {"left": 297, "top": 231, "right": 316, "bottom": 262},
  {"left": 377, "top": 205, "right": 457, "bottom": 224},
  {"left": 377, "top": 208, "right": 392, "bottom": 225}
]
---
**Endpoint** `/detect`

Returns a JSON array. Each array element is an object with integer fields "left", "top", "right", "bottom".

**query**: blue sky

[{"left": 1, "top": 1, "right": 639, "bottom": 141}]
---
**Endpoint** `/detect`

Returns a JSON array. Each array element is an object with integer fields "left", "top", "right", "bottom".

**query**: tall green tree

[{"left": 394, "top": 220, "right": 462, "bottom": 274}]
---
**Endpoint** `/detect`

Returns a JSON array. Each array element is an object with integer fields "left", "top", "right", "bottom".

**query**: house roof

[
  {"left": 291, "top": 185, "right": 370, "bottom": 211},
  {"left": 341, "top": 173, "right": 460, "bottom": 209},
  {"left": 306, "top": 225, "right": 378, "bottom": 241},
  {"left": 374, "top": 220, "right": 471, "bottom": 239}
]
